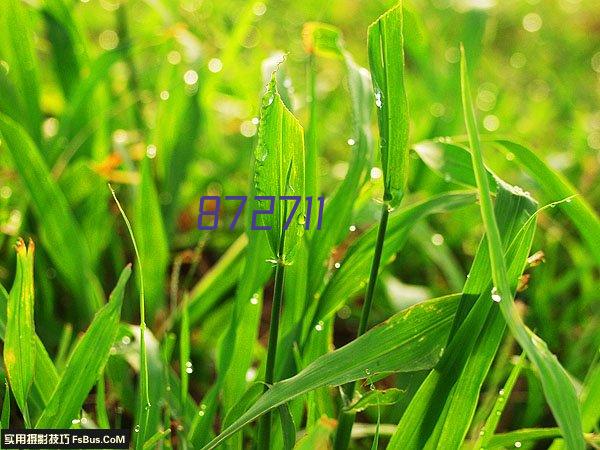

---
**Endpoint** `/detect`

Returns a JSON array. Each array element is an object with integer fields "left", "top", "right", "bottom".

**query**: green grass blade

[
  {"left": 0, "top": 114, "right": 104, "bottom": 321},
  {"left": 460, "top": 47, "right": 584, "bottom": 450},
  {"left": 201, "top": 293, "right": 460, "bottom": 449},
  {"left": 494, "top": 139, "right": 600, "bottom": 266},
  {"left": 179, "top": 295, "right": 190, "bottom": 423},
  {"left": 293, "top": 416, "right": 337, "bottom": 449},
  {"left": 35, "top": 265, "right": 131, "bottom": 428},
  {"left": 368, "top": 2, "right": 410, "bottom": 208},
  {"left": 487, "top": 427, "right": 561, "bottom": 448},
  {"left": 279, "top": 403, "right": 296, "bottom": 450},
  {"left": 109, "top": 186, "right": 151, "bottom": 449},
  {"left": 254, "top": 74, "right": 305, "bottom": 262},
  {"left": 135, "top": 157, "right": 169, "bottom": 323},
  {"left": 0, "top": 0, "right": 41, "bottom": 145},
  {"left": 3, "top": 239, "right": 35, "bottom": 426}
]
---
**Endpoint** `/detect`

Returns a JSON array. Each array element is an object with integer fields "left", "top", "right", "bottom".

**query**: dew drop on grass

[
  {"left": 315, "top": 321, "right": 324, "bottom": 332},
  {"left": 250, "top": 293, "right": 259, "bottom": 305},
  {"left": 365, "top": 368, "right": 371, "bottom": 375},
  {"left": 334, "top": 262, "right": 341, "bottom": 269},
  {"left": 499, "top": 389, "right": 505, "bottom": 395},
  {"left": 347, "top": 138, "right": 356, "bottom": 146},
  {"left": 349, "top": 225, "right": 356, "bottom": 232},
  {"left": 198, "top": 410, "right": 205, "bottom": 417},
  {"left": 375, "top": 91, "right": 383, "bottom": 108},
  {"left": 134, "top": 425, "right": 140, "bottom": 433},
  {"left": 297, "top": 214, "right": 306, "bottom": 226},
  {"left": 514, "top": 442, "right": 522, "bottom": 448},
  {"left": 72, "top": 419, "right": 80, "bottom": 425},
  {"left": 491, "top": 287, "right": 502, "bottom": 303}
]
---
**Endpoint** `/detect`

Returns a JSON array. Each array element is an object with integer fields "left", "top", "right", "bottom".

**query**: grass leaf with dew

[
  {"left": 201, "top": 293, "right": 460, "bottom": 450},
  {"left": 253, "top": 73, "right": 305, "bottom": 262},
  {"left": 3, "top": 239, "right": 35, "bottom": 426},
  {"left": 36, "top": 265, "right": 131, "bottom": 428},
  {"left": 460, "top": 47, "right": 584, "bottom": 450},
  {"left": 368, "top": 2, "right": 410, "bottom": 208}
]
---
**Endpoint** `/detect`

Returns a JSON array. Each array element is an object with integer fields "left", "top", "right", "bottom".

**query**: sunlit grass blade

[
  {"left": 0, "top": 114, "right": 104, "bottom": 321},
  {"left": 494, "top": 139, "right": 600, "bottom": 266},
  {"left": 201, "top": 293, "right": 460, "bottom": 449},
  {"left": 36, "top": 265, "right": 131, "bottom": 428},
  {"left": 460, "top": 46, "right": 584, "bottom": 450},
  {"left": 3, "top": 239, "right": 35, "bottom": 426}
]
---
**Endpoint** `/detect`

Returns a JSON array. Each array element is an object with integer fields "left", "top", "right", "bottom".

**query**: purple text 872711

[{"left": 197, "top": 195, "right": 324, "bottom": 231}]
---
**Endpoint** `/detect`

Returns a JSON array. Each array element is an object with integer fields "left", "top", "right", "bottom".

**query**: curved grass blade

[
  {"left": 368, "top": 2, "right": 410, "bottom": 208},
  {"left": 109, "top": 186, "right": 151, "bottom": 449},
  {"left": 460, "top": 47, "right": 584, "bottom": 450},
  {"left": 3, "top": 239, "right": 36, "bottom": 426},
  {"left": 0, "top": 114, "right": 104, "bottom": 321},
  {"left": 201, "top": 294, "right": 460, "bottom": 449},
  {"left": 494, "top": 139, "right": 600, "bottom": 266},
  {"left": 36, "top": 265, "right": 131, "bottom": 428}
]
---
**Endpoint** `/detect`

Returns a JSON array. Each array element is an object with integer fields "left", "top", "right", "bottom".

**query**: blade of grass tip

[
  {"left": 2, "top": 381, "right": 10, "bottom": 429},
  {"left": 109, "top": 184, "right": 150, "bottom": 449},
  {"left": 336, "top": 4, "right": 410, "bottom": 448},
  {"left": 460, "top": 45, "right": 584, "bottom": 450},
  {"left": 474, "top": 352, "right": 526, "bottom": 449},
  {"left": 4, "top": 238, "right": 35, "bottom": 427}
]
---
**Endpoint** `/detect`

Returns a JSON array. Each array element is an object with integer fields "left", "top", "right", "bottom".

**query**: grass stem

[{"left": 334, "top": 201, "right": 390, "bottom": 450}]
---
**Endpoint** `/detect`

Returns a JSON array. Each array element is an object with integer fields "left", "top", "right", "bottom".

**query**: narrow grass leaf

[
  {"left": 1, "top": 381, "right": 9, "bottom": 429},
  {"left": 460, "top": 47, "right": 584, "bottom": 450},
  {"left": 4, "top": 238, "right": 36, "bottom": 426},
  {"left": 346, "top": 388, "right": 403, "bottom": 413},
  {"left": 279, "top": 403, "right": 296, "bottom": 450},
  {"left": 368, "top": 2, "right": 410, "bottom": 208},
  {"left": 293, "top": 416, "right": 338, "bottom": 450},
  {"left": 201, "top": 294, "right": 460, "bottom": 449},
  {"left": 36, "top": 265, "right": 131, "bottom": 428}
]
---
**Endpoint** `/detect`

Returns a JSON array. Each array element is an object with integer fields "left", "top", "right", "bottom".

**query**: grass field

[{"left": 0, "top": 0, "right": 599, "bottom": 448}]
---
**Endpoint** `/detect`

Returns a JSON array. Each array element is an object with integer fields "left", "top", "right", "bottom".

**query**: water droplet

[
  {"left": 334, "top": 262, "right": 341, "bottom": 269},
  {"left": 514, "top": 442, "right": 522, "bottom": 448},
  {"left": 208, "top": 58, "right": 223, "bottom": 73},
  {"left": 431, "top": 234, "right": 444, "bottom": 246},
  {"left": 522, "top": 13, "right": 542, "bottom": 32},
  {"left": 565, "top": 198, "right": 572, "bottom": 203},
  {"left": 71, "top": 419, "right": 80, "bottom": 425},
  {"left": 491, "top": 287, "right": 502, "bottom": 303},
  {"left": 198, "top": 410, "right": 205, "bottom": 416},
  {"left": 315, "top": 321, "right": 324, "bottom": 332},
  {"left": 370, "top": 384, "right": 375, "bottom": 390},
  {"left": 183, "top": 70, "right": 199, "bottom": 86},
  {"left": 0, "top": 186, "right": 12, "bottom": 199},
  {"left": 146, "top": 144, "right": 157, "bottom": 159},
  {"left": 297, "top": 214, "right": 306, "bottom": 226},
  {"left": 496, "top": 410, "right": 501, "bottom": 416},
  {"left": 252, "top": 1, "right": 267, "bottom": 16},
  {"left": 375, "top": 91, "right": 383, "bottom": 108},
  {"left": 250, "top": 294, "right": 259, "bottom": 305},
  {"left": 347, "top": 138, "right": 356, "bottom": 146},
  {"left": 349, "top": 225, "right": 356, "bottom": 232},
  {"left": 479, "top": 428, "right": 485, "bottom": 436},
  {"left": 160, "top": 90, "right": 170, "bottom": 100},
  {"left": 370, "top": 167, "right": 383, "bottom": 180},
  {"left": 365, "top": 368, "right": 371, "bottom": 375},
  {"left": 167, "top": 51, "right": 181, "bottom": 65},
  {"left": 251, "top": 117, "right": 260, "bottom": 125},
  {"left": 499, "top": 389, "right": 505, "bottom": 396}
]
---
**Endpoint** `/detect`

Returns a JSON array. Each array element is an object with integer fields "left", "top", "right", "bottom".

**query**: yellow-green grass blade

[
  {"left": 460, "top": 47, "right": 584, "bottom": 450},
  {"left": 0, "top": 0, "right": 41, "bottom": 145},
  {"left": 4, "top": 239, "right": 36, "bottom": 426},
  {"left": 36, "top": 265, "right": 131, "bottom": 428},
  {"left": 135, "top": 156, "right": 169, "bottom": 323},
  {"left": 0, "top": 114, "right": 104, "bottom": 321},
  {"left": 201, "top": 293, "right": 461, "bottom": 449},
  {"left": 368, "top": 2, "right": 410, "bottom": 209},
  {"left": 495, "top": 139, "right": 600, "bottom": 266},
  {"left": 254, "top": 74, "right": 305, "bottom": 262}
]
